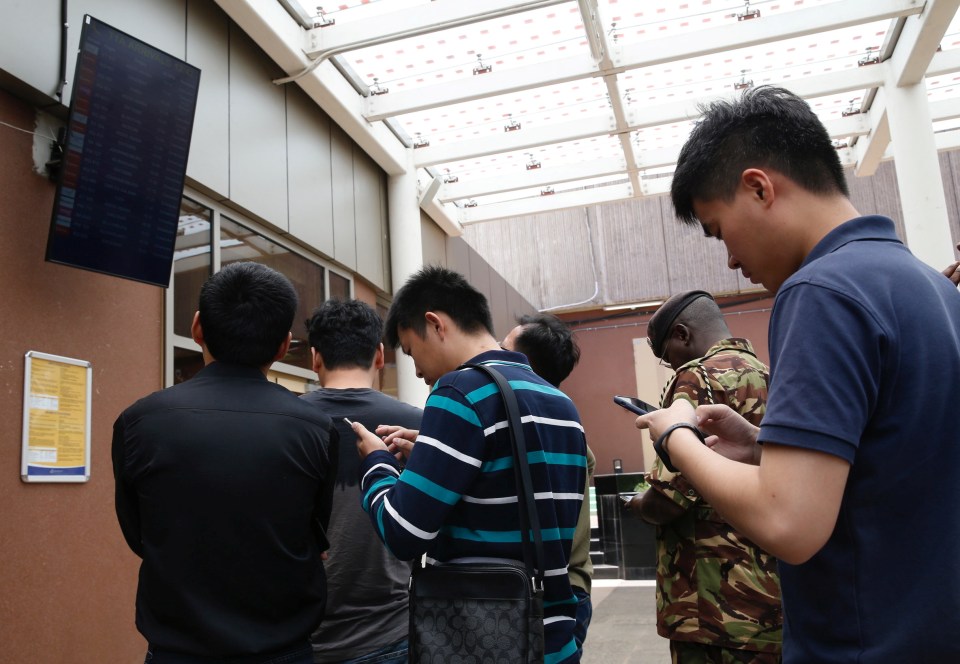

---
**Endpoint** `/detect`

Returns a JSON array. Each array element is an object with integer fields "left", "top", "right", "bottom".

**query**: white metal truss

[
  {"left": 363, "top": 0, "right": 922, "bottom": 121},
  {"left": 217, "top": 0, "right": 960, "bottom": 232}
]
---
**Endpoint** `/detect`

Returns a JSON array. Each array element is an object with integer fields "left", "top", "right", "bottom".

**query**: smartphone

[{"left": 613, "top": 395, "right": 658, "bottom": 416}]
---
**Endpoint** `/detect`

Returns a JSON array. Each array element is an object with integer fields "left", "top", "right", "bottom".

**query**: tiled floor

[{"left": 581, "top": 580, "right": 671, "bottom": 664}]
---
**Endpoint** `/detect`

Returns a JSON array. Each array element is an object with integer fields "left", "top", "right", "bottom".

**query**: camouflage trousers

[{"left": 670, "top": 640, "right": 781, "bottom": 664}]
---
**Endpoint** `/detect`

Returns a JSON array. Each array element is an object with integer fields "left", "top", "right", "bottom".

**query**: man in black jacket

[{"left": 112, "top": 262, "right": 338, "bottom": 664}]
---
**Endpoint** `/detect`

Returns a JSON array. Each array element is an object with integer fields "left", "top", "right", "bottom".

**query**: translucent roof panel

[
  {"left": 277, "top": 0, "right": 958, "bottom": 223},
  {"left": 435, "top": 133, "right": 624, "bottom": 182},
  {"left": 618, "top": 19, "right": 891, "bottom": 106},
  {"left": 601, "top": 0, "right": 850, "bottom": 46},
  {"left": 338, "top": 2, "right": 588, "bottom": 95},
  {"left": 396, "top": 77, "right": 610, "bottom": 147}
]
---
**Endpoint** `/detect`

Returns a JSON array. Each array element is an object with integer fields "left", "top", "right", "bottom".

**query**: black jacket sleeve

[{"left": 112, "top": 412, "right": 143, "bottom": 557}]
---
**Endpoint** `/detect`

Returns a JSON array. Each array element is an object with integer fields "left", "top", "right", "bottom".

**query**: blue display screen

[{"left": 46, "top": 15, "right": 200, "bottom": 287}]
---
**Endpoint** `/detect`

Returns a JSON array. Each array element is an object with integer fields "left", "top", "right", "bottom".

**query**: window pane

[
  {"left": 173, "top": 198, "right": 212, "bottom": 338},
  {"left": 329, "top": 271, "right": 351, "bottom": 300},
  {"left": 220, "top": 217, "right": 324, "bottom": 371},
  {"left": 173, "top": 347, "right": 205, "bottom": 384}
]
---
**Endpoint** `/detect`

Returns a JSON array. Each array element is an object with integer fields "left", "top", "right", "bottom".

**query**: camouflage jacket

[{"left": 648, "top": 338, "right": 782, "bottom": 652}]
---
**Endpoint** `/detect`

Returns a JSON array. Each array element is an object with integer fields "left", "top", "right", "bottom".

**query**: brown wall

[
  {"left": 0, "top": 89, "right": 159, "bottom": 661},
  {"left": 558, "top": 295, "right": 775, "bottom": 479}
]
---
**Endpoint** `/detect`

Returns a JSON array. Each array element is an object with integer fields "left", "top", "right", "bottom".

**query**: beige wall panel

[
  {"left": 379, "top": 172, "right": 392, "bottom": 293},
  {"left": 228, "top": 26, "right": 288, "bottom": 230},
  {"left": 596, "top": 198, "right": 670, "bottom": 304},
  {"left": 488, "top": 271, "right": 511, "bottom": 340},
  {"left": 0, "top": 0, "right": 187, "bottom": 121},
  {"left": 354, "top": 150, "right": 386, "bottom": 289},
  {"left": 532, "top": 208, "right": 599, "bottom": 310},
  {"left": 186, "top": 0, "right": 230, "bottom": 196},
  {"left": 330, "top": 126, "right": 357, "bottom": 270},
  {"left": 446, "top": 236, "right": 472, "bottom": 276},
  {"left": 0, "top": 2, "right": 60, "bottom": 100},
  {"left": 421, "top": 213, "right": 448, "bottom": 267},
  {"left": 940, "top": 152, "right": 960, "bottom": 246},
  {"left": 287, "top": 86, "right": 335, "bottom": 257},
  {"left": 468, "top": 247, "right": 493, "bottom": 306},
  {"left": 507, "top": 286, "right": 537, "bottom": 323}
]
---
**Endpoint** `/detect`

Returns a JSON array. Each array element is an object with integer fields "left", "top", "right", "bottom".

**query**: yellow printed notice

[{"left": 24, "top": 352, "right": 90, "bottom": 480}]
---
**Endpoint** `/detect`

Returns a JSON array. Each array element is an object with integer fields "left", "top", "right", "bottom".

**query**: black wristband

[{"left": 654, "top": 422, "right": 706, "bottom": 473}]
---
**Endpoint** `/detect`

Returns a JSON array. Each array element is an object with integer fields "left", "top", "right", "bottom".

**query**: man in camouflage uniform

[{"left": 627, "top": 290, "right": 781, "bottom": 664}]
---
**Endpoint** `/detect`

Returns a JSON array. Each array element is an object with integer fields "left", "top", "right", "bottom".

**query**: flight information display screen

[{"left": 46, "top": 15, "right": 201, "bottom": 287}]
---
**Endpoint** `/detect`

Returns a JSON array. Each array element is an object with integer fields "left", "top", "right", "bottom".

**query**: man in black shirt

[{"left": 112, "top": 262, "right": 338, "bottom": 664}]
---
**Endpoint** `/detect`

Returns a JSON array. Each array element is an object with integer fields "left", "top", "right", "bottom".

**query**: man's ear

[
  {"left": 424, "top": 311, "right": 445, "bottom": 340},
  {"left": 373, "top": 343, "right": 385, "bottom": 371},
  {"left": 674, "top": 323, "right": 691, "bottom": 346},
  {"left": 742, "top": 168, "right": 774, "bottom": 207},
  {"left": 311, "top": 347, "right": 323, "bottom": 374},
  {"left": 272, "top": 332, "right": 293, "bottom": 363},
  {"left": 191, "top": 311, "right": 204, "bottom": 347}
]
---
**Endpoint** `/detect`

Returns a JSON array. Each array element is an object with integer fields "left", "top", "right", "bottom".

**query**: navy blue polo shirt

[{"left": 759, "top": 215, "right": 960, "bottom": 663}]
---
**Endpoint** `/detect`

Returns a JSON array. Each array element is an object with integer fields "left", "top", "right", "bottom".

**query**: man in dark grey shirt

[{"left": 302, "top": 299, "right": 422, "bottom": 664}]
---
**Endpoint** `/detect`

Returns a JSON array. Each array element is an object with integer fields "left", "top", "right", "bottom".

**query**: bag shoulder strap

[{"left": 463, "top": 362, "right": 544, "bottom": 592}]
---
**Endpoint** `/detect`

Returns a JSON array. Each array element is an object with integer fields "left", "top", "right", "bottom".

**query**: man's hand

[
  {"left": 695, "top": 404, "right": 762, "bottom": 465},
  {"left": 943, "top": 242, "right": 960, "bottom": 286},
  {"left": 349, "top": 420, "right": 390, "bottom": 460},
  {"left": 634, "top": 399, "right": 696, "bottom": 440},
  {"left": 376, "top": 425, "right": 419, "bottom": 463}
]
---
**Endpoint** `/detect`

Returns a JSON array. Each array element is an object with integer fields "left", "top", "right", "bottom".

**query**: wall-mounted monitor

[{"left": 46, "top": 15, "right": 201, "bottom": 287}]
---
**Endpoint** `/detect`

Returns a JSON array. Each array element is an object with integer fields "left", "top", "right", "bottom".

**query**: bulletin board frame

[{"left": 21, "top": 351, "right": 93, "bottom": 483}]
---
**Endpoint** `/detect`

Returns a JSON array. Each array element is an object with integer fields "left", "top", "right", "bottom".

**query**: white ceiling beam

[
  {"left": 930, "top": 96, "right": 960, "bottom": 121},
  {"left": 364, "top": 0, "right": 922, "bottom": 122},
  {"left": 461, "top": 183, "right": 633, "bottom": 224},
  {"left": 853, "top": 88, "right": 890, "bottom": 176},
  {"left": 214, "top": 0, "right": 408, "bottom": 175},
  {"left": 926, "top": 45, "right": 960, "bottom": 75},
  {"left": 304, "top": 0, "right": 569, "bottom": 57},
  {"left": 824, "top": 113, "right": 873, "bottom": 140},
  {"left": 439, "top": 157, "right": 626, "bottom": 201},
  {"left": 842, "top": 127, "right": 960, "bottom": 167},
  {"left": 888, "top": 0, "right": 960, "bottom": 86}
]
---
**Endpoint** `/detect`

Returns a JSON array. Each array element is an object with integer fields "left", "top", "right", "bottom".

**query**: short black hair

[
  {"left": 305, "top": 298, "right": 383, "bottom": 370},
  {"left": 384, "top": 265, "right": 493, "bottom": 348},
  {"left": 671, "top": 85, "right": 849, "bottom": 225},
  {"left": 198, "top": 262, "right": 298, "bottom": 366},
  {"left": 513, "top": 314, "right": 581, "bottom": 387}
]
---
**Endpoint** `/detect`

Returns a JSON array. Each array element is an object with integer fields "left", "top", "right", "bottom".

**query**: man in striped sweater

[{"left": 351, "top": 266, "right": 587, "bottom": 664}]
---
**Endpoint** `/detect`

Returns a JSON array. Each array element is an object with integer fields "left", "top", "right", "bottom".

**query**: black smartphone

[{"left": 613, "top": 395, "right": 658, "bottom": 416}]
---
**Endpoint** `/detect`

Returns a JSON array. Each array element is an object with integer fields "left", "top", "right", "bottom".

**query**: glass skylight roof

[{"left": 285, "top": 0, "right": 960, "bottom": 211}]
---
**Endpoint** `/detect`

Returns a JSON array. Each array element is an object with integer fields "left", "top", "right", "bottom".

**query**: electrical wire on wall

[{"left": 541, "top": 208, "right": 600, "bottom": 312}]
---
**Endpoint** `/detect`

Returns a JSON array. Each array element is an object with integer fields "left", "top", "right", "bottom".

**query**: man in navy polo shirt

[{"left": 637, "top": 86, "right": 960, "bottom": 662}]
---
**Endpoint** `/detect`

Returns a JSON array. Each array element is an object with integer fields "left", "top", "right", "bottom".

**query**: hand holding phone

[{"left": 613, "top": 395, "right": 658, "bottom": 416}]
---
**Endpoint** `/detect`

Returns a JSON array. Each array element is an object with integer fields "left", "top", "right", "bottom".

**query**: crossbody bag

[{"left": 407, "top": 362, "right": 545, "bottom": 664}]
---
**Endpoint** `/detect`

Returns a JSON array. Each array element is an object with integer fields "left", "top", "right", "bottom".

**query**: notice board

[{"left": 21, "top": 352, "right": 92, "bottom": 482}]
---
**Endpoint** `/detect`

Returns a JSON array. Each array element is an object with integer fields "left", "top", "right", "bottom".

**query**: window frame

[{"left": 165, "top": 187, "right": 354, "bottom": 387}]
